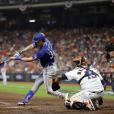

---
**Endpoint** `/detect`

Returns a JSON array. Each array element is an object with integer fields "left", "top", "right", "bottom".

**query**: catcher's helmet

[
  {"left": 73, "top": 56, "right": 89, "bottom": 67},
  {"left": 32, "top": 32, "right": 46, "bottom": 43}
]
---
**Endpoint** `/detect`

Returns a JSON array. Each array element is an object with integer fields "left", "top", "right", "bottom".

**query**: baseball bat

[
  {"left": 0, "top": 47, "right": 29, "bottom": 68},
  {"left": 0, "top": 51, "right": 22, "bottom": 68}
]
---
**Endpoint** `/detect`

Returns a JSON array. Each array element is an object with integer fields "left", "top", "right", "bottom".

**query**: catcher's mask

[{"left": 72, "top": 56, "right": 89, "bottom": 67}]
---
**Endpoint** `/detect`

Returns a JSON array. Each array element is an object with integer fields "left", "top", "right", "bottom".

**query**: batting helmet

[{"left": 32, "top": 32, "right": 46, "bottom": 43}]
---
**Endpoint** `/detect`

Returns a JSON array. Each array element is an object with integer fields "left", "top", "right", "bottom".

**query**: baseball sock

[{"left": 22, "top": 90, "right": 34, "bottom": 103}]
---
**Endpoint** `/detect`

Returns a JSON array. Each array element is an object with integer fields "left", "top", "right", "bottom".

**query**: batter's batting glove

[
  {"left": 14, "top": 51, "right": 21, "bottom": 58},
  {"left": 15, "top": 56, "right": 22, "bottom": 60},
  {"left": 10, "top": 56, "right": 22, "bottom": 60},
  {"left": 52, "top": 81, "right": 60, "bottom": 91}
]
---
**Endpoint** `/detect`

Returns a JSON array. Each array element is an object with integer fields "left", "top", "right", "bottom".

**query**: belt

[
  {"left": 48, "top": 63, "right": 53, "bottom": 66},
  {"left": 91, "top": 91, "right": 103, "bottom": 94},
  {"left": 44, "top": 63, "right": 54, "bottom": 67}
]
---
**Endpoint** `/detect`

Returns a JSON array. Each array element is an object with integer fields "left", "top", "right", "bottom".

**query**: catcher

[{"left": 56, "top": 56, "right": 104, "bottom": 111}]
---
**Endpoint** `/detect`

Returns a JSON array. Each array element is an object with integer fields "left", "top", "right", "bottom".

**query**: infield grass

[{"left": 0, "top": 81, "right": 114, "bottom": 100}]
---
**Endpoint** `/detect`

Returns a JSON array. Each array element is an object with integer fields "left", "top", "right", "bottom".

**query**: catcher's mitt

[{"left": 52, "top": 80, "right": 60, "bottom": 91}]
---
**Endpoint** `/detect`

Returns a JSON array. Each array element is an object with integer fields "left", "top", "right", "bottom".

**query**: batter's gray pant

[{"left": 31, "top": 73, "right": 44, "bottom": 93}]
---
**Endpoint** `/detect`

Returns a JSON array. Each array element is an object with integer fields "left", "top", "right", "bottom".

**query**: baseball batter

[
  {"left": 10, "top": 32, "right": 67, "bottom": 105},
  {"left": 58, "top": 56, "right": 104, "bottom": 111}
]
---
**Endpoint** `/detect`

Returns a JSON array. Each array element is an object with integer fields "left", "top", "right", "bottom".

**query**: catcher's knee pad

[{"left": 72, "top": 102, "right": 86, "bottom": 110}]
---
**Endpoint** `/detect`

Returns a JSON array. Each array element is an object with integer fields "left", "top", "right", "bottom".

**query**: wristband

[{"left": 15, "top": 57, "right": 22, "bottom": 60}]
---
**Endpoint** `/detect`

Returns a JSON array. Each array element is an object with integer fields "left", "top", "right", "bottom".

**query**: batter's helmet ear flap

[{"left": 32, "top": 32, "right": 46, "bottom": 44}]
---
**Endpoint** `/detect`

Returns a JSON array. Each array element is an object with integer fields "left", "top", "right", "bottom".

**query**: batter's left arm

[
  {"left": 10, "top": 56, "right": 36, "bottom": 62},
  {"left": 20, "top": 44, "right": 34, "bottom": 54}
]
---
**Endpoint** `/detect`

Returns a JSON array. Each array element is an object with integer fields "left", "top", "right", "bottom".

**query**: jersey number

[
  {"left": 49, "top": 51, "right": 54, "bottom": 59},
  {"left": 88, "top": 74, "right": 97, "bottom": 79}
]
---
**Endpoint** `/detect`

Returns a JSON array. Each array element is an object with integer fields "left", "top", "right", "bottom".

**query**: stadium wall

[{"left": 0, "top": 72, "right": 113, "bottom": 85}]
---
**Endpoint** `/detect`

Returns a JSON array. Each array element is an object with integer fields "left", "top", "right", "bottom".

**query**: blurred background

[{"left": 0, "top": 0, "right": 114, "bottom": 92}]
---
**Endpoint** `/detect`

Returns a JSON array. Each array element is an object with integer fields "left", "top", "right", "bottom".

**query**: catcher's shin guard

[
  {"left": 64, "top": 93, "right": 72, "bottom": 109},
  {"left": 65, "top": 102, "right": 72, "bottom": 109},
  {"left": 98, "top": 97, "right": 103, "bottom": 105}
]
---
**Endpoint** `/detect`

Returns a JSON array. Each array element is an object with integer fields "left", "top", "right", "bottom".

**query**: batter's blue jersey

[{"left": 32, "top": 38, "right": 55, "bottom": 68}]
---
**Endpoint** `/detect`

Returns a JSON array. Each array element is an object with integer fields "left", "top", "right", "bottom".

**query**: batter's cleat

[
  {"left": 17, "top": 101, "right": 30, "bottom": 106},
  {"left": 85, "top": 99, "right": 96, "bottom": 111},
  {"left": 17, "top": 90, "right": 34, "bottom": 106}
]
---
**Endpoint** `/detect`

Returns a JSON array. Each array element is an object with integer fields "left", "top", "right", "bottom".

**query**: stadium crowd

[{"left": 0, "top": 27, "right": 114, "bottom": 74}]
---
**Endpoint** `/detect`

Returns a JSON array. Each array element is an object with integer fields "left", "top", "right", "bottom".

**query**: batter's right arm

[
  {"left": 20, "top": 44, "right": 34, "bottom": 54},
  {"left": 14, "top": 44, "right": 34, "bottom": 57}
]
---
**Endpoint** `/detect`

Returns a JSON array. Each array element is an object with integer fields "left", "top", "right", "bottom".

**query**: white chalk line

[
  {"left": 0, "top": 102, "right": 20, "bottom": 109},
  {"left": 0, "top": 101, "right": 60, "bottom": 110},
  {"left": 0, "top": 102, "right": 41, "bottom": 109},
  {"left": 0, "top": 101, "right": 11, "bottom": 105}
]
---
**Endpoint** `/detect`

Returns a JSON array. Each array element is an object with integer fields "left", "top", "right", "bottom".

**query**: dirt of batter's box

[{"left": 0, "top": 92, "right": 114, "bottom": 114}]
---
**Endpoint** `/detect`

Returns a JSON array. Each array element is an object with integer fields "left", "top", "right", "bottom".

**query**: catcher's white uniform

[{"left": 65, "top": 66, "right": 104, "bottom": 104}]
